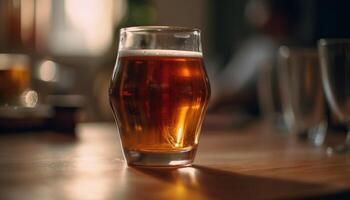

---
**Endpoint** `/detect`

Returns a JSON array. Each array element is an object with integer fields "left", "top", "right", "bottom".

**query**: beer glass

[
  {"left": 109, "top": 26, "right": 210, "bottom": 167},
  {"left": 0, "top": 54, "right": 32, "bottom": 107},
  {"left": 318, "top": 39, "right": 350, "bottom": 154},
  {"left": 278, "top": 46, "right": 327, "bottom": 146}
]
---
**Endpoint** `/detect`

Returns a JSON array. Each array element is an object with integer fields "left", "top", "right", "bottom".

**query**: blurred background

[{"left": 1, "top": 0, "right": 350, "bottom": 127}]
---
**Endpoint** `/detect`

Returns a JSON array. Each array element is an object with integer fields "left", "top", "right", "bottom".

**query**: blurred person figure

[{"left": 209, "top": 0, "right": 300, "bottom": 114}]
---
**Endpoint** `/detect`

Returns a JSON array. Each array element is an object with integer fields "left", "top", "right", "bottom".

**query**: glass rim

[
  {"left": 120, "top": 26, "right": 201, "bottom": 33},
  {"left": 318, "top": 38, "right": 350, "bottom": 46},
  {"left": 278, "top": 46, "right": 317, "bottom": 58}
]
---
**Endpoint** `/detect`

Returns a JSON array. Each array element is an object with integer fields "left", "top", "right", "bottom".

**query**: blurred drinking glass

[
  {"left": 278, "top": 46, "right": 327, "bottom": 146},
  {"left": 109, "top": 26, "right": 210, "bottom": 167},
  {"left": 318, "top": 39, "right": 350, "bottom": 154},
  {"left": 258, "top": 59, "right": 286, "bottom": 131},
  {"left": 0, "top": 54, "right": 37, "bottom": 109}
]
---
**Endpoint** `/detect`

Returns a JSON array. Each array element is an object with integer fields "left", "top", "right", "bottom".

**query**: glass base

[
  {"left": 297, "top": 121, "right": 327, "bottom": 146},
  {"left": 327, "top": 144, "right": 350, "bottom": 154},
  {"left": 123, "top": 148, "right": 197, "bottom": 168}
]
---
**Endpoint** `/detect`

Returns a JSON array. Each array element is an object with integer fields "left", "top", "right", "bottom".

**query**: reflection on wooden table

[{"left": 0, "top": 121, "right": 350, "bottom": 200}]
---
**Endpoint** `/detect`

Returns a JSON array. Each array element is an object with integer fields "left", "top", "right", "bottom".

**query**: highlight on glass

[
  {"left": 109, "top": 26, "right": 211, "bottom": 167},
  {"left": 318, "top": 39, "right": 350, "bottom": 154}
]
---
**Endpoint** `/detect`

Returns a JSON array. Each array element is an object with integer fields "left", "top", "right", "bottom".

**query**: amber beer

[
  {"left": 109, "top": 49, "right": 210, "bottom": 161},
  {"left": 0, "top": 66, "right": 30, "bottom": 105}
]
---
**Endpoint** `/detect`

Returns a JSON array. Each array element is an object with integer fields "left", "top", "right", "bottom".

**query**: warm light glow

[
  {"left": 37, "top": 60, "right": 58, "bottom": 82},
  {"left": 177, "top": 167, "right": 196, "bottom": 174},
  {"left": 65, "top": 177, "right": 113, "bottom": 199},
  {"left": 180, "top": 68, "right": 191, "bottom": 77},
  {"left": 51, "top": 0, "right": 125, "bottom": 55},
  {"left": 173, "top": 181, "right": 187, "bottom": 198},
  {"left": 20, "top": 0, "right": 35, "bottom": 43},
  {"left": 169, "top": 160, "right": 191, "bottom": 166},
  {"left": 21, "top": 90, "right": 38, "bottom": 107},
  {"left": 175, "top": 106, "right": 189, "bottom": 147},
  {"left": 160, "top": 167, "right": 202, "bottom": 199},
  {"left": 135, "top": 125, "right": 142, "bottom": 132},
  {"left": 191, "top": 102, "right": 201, "bottom": 109},
  {"left": 34, "top": 0, "right": 126, "bottom": 55},
  {"left": 178, "top": 167, "right": 198, "bottom": 186},
  {"left": 63, "top": 145, "right": 127, "bottom": 199},
  {"left": 65, "top": 153, "right": 113, "bottom": 200}
]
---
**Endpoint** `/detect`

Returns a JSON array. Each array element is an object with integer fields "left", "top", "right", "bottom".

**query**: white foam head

[
  {"left": 119, "top": 49, "right": 202, "bottom": 58},
  {"left": 0, "top": 54, "right": 29, "bottom": 70}
]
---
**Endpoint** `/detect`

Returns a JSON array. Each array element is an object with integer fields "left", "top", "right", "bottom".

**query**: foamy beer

[
  {"left": 109, "top": 26, "right": 210, "bottom": 167},
  {"left": 0, "top": 54, "right": 30, "bottom": 106}
]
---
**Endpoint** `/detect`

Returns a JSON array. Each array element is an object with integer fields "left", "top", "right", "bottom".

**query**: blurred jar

[{"left": 0, "top": 54, "right": 37, "bottom": 108}]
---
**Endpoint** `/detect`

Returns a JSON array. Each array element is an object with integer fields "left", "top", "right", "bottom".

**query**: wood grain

[{"left": 0, "top": 122, "right": 349, "bottom": 200}]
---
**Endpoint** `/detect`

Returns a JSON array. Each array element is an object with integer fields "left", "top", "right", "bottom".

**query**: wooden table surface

[{"left": 0, "top": 121, "right": 350, "bottom": 200}]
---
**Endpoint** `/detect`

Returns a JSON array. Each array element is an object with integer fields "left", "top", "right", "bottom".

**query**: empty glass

[
  {"left": 318, "top": 39, "right": 350, "bottom": 154},
  {"left": 278, "top": 46, "right": 327, "bottom": 146}
]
